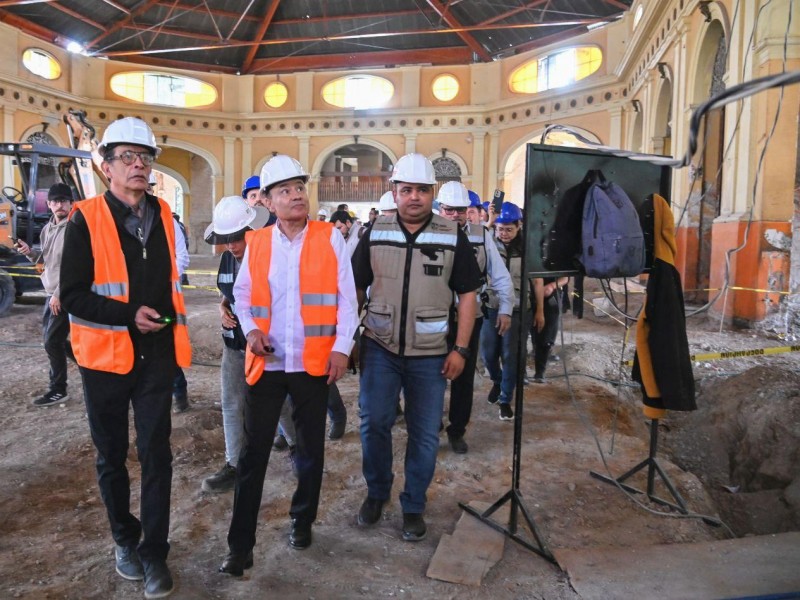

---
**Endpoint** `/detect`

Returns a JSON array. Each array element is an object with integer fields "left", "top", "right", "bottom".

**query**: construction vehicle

[{"left": 0, "top": 142, "right": 95, "bottom": 316}]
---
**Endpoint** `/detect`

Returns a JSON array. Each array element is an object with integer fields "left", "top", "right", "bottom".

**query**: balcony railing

[{"left": 317, "top": 173, "right": 390, "bottom": 203}]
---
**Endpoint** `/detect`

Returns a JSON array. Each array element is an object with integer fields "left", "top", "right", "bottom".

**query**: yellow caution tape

[{"left": 623, "top": 344, "right": 800, "bottom": 366}]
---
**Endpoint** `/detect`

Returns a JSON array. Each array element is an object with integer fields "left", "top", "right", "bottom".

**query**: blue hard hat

[
  {"left": 241, "top": 175, "right": 261, "bottom": 198},
  {"left": 481, "top": 201, "right": 490, "bottom": 212},
  {"left": 468, "top": 190, "right": 481, "bottom": 208},
  {"left": 495, "top": 202, "right": 523, "bottom": 224}
]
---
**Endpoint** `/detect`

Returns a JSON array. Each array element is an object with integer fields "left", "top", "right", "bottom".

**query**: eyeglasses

[
  {"left": 441, "top": 206, "right": 467, "bottom": 214},
  {"left": 108, "top": 150, "right": 155, "bottom": 166}
]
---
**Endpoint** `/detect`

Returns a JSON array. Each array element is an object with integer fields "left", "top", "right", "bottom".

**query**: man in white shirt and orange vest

[
  {"left": 218, "top": 154, "right": 359, "bottom": 577},
  {"left": 60, "top": 117, "right": 190, "bottom": 599}
]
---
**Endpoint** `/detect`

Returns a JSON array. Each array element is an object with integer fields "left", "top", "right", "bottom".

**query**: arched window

[
  {"left": 264, "top": 81, "right": 288, "bottom": 108},
  {"left": 22, "top": 48, "right": 61, "bottom": 80},
  {"left": 110, "top": 72, "right": 217, "bottom": 108},
  {"left": 432, "top": 74, "right": 459, "bottom": 102},
  {"left": 321, "top": 75, "right": 394, "bottom": 109},
  {"left": 509, "top": 46, "right": 602, "bottom": 94}
]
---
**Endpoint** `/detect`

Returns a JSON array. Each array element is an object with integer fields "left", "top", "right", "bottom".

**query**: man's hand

[
  {"left": 49, "top": 295, "right": 62, "bottom": 316},
  {"left": 135, "top": 305, "right": 167, "bottom": 334},
  {"left": 16, "top": 239, "right": 30, "bottom": 256},
  {"left": 442, "top": 351, "right": 465, "bottom": 380},
  {"left": 220, "top": 303, "right": 237, "bottom": 329},
  {"left": 326, "top": 351, "right": 348, "bottom": 384},
  {"left": 534, "top": 310, "right": 545, "bottom": 332},
  {"left": 496, "top": 313, "right": 511, "bottom": 336},
  {"left": 246, "top": 329, "right": 272, "bottom": 356}
]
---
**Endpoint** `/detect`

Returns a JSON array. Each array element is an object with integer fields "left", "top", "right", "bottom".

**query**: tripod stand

[
  {"left": 459, "top": 272, "right": 554, "bottom": 563},
  {"left": 590, "top": 418, "right": 687, "bottom": 512}
]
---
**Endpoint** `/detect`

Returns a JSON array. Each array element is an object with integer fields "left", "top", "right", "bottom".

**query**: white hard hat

[
  {"left": 436, "top": 181, "right": 471, "bottom": 208},
  {"left": 317, "top": 207, "right": 329, "bottom": 217},
  {"left": 391, "top": 153, "right": 436, "bottom": 185},
  {"left": 260, "top": 154, "right": 308, "bottom": 193},
  {"left": 98, "top": 117, "right": 161, "bottom": 157},
  {"left": 377, "top": 191, "right": 397, "bottom": 211},
  {"left": 204, "top": 196, "right": 268, "bottom": 244}
]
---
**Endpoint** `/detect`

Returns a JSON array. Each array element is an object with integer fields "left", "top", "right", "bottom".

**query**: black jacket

[{"left": 60, "top": 191, "right": 175, "bottom": 357}]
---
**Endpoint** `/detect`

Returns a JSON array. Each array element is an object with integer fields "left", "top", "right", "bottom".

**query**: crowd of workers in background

[{"left": 16, "top": 116, "right": 568, "bottom": 598}]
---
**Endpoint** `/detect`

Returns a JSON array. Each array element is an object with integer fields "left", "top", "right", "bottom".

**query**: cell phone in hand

[
  {"left": 149, "top": 315, "right": 175, "bottom": 325},
  {"left": 492, "top": 189, "right": 504, "bottom": 213}
]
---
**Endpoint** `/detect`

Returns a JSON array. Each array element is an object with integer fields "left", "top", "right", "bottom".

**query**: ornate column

[
  {"left": 404, "top": 133, "right": 417, "bottom": 155},
  {"left": 471, "top": 131, "right": 486, "bottom": 199},
  {"left": 240, "top": 136, "right": 253, "bottom": 186},
  {"left": 223, "top": 136, "right": 235, "bottom": 197},
  {"left": 487, "top": 130, "right": 500, "bottom": 195}
]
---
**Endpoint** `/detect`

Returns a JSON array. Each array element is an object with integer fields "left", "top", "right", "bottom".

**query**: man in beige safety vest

[{"left": 351, "top": 153, "right": 482, "bottom": 542}]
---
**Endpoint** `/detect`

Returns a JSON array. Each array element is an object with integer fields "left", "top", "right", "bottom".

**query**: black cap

[
  {"left": 329, "top": 210, "right": 353, "bottom": 224},
  {"left": 48, "top": 183, "right": 73, "bottom": 202}
]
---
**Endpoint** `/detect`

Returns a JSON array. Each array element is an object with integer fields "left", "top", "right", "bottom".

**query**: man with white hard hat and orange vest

[
  {"left": 436, "top": 182, "right": 513, "bottom": 453},
  {"left": 60, "top": 116, "right": 191, "bottom": 599},
  {"left": 352, "top": 153, "right": 481, "bottom": 542},
  {"left": 218, "top": 154, "right": 358, "bottom": 576}
]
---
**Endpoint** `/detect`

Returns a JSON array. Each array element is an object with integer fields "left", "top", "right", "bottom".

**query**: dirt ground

[{"left": 0, "top": 265, "right": 798, "bottom": 600}]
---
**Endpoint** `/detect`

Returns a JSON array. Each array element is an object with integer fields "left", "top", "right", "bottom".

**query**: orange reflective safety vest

[
  {"left": 69, "top": 194, "right": 192, "bottom": 374},
  {"left": 243, "top": 221, "right": 339, "bottom": 385}
]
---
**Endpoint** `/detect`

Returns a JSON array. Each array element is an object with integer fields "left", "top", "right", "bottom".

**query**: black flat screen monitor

[{"left": 523, "top": 143, "right": 672, "bottom": 276}]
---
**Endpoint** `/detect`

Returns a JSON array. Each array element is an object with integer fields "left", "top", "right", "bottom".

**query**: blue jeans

[
  {"left": 359, "top": 338, "right": 446, "bottom": 514},
  {"left": 480, "top": 308, "right": 524, "bottom": 405}
]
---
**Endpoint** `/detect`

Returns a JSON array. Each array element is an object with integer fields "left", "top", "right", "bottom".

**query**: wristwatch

[{"left": 452, "top": 345, "right": 471, "bottom": 359}]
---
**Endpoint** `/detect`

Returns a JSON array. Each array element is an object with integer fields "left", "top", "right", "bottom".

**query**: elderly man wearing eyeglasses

[{"left": 60, "top": 116, "right": 191, "bottom": 599}]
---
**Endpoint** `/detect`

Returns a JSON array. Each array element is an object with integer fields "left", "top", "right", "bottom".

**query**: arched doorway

[
  {"left": 317, "top": 143, "right": 393, "bottom": 221},
  {"left": 502, "top": 126, "right": 601, "bottom": 206},
  {"left": 691, "top": 20, "right": 727, "bottom": 302}
]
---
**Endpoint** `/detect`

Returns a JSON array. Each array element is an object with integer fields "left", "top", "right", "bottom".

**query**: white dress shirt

[
  {"left": 234, "top": 220, "right": 359, "bottom": 373},
  {"left": 173, "top": 219, "right": 189, "bottom": 277}
]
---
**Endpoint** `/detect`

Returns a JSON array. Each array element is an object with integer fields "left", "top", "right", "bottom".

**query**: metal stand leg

[
  {"left": 590, "top": 419, "right": 689, "bottom": 512},
  {"left": 459, "top": 299, "right": 555, "bottom": 564}
]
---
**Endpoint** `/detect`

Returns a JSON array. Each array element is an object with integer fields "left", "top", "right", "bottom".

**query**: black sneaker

[
  {"left": 202, "top": 463, "right": 236, "bottom": 493},
  {"left": 32, "top": 390, "right": 68, "bottom": 407},
  {"left": 143, "top": 560, "right": 173, "bottom": 599},
  {"left": 533, "top": 372, "right": 546, "bottom": 384},
  {"left": 448, "top": 434, "right": 468, "bottom": 454},
  {"left": 273, "top": 433, "right": 289, "bottom": 451},
  {"left": 487, "top": 383, "right": 501, "bottom": 404},
  {"left": 499, "top": 404, "right": 514, "bottom": 421},
  {"left": 402, "top": 513, "right": 427, "bottom": 542},
  {"left": 115, "top": 544, "right": 144, "bottom": 581},
  {"left": 328, "top": 420, "right": 346, "bottom": 440},
  {"left": 357, "top": 497, "right": 386, "bottom": 526},
  {"left": 172, "top": 393, "right": 189, "bottom": 413}
]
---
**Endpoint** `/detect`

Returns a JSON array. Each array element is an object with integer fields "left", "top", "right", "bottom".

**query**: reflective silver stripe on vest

[
  {"left": 174, "top": 281, "right": 183, "bottom": 293},
  {"left": 305, "top": 324, "right": 336, "bottom": 337},
  {"left": 416, "top": 232, "right": 457, "bottom": 246},
  {"left": 467, "top": 233, "right": 484, "bottom": 244},
  {"left": 218, "top": 273, "right": 234, "bottom": 283},
  {"left": 69, "top": 314, "right": 128, "bottom": 332},
  {"left": 91, "top": 282, "right": 127, "bottom": 297},
  {"left": 251, "top": 306, "right": 269, "bottom": 318},
  {"left": 175, "top": 314, "right": 187, "bottom": 325},
  {"left": 302, "top": 293, "right": 337, "bottom": 306},
  {"left": 415, "top": 320, "right": 448, "bottom": 334},
  {"left": 370, "top": 229, "right": 406, "bottom": 244},
  {"left": 222, "top": 329, "right": 234, "bottom": 338}
]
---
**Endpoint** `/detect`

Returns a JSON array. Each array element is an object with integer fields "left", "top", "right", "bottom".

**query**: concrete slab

[
  {"left": 426, "top": 501, "right": 507, "bottom": 586},
  {"left": 555, "top": 531, "right": 800, "bottom": 600}
]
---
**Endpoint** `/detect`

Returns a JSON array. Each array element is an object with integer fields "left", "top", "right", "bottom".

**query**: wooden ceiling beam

[
  {"left": 0, "top": 9, "right": 57, "bottom": 41},
  {"left": 126, "top": 22, "right": 228, "bottom": 43},
  {"left": 250, "top": 46, "right": 472, "bottom": 73},
  {"left": 479, "top": 0, "right": 550, "bottom": 27},
  {"left": 50, "top": 2, "right": 104, "bottom": 31},
  {"left": 240, "top": 0, "right": 280, "bottom": 74},
  {"left": 86, "top": 0, "right": 161, "bottom": 50},
  {"left": 424, "top": 0, "right": 491, "bottom": 62}
]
